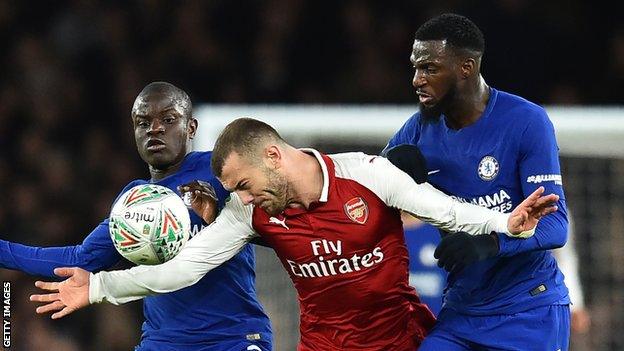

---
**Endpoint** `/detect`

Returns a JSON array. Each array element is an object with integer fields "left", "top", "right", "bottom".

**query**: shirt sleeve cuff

[{"left": 89, "top": 272, "right": 103, "bottom": 304}]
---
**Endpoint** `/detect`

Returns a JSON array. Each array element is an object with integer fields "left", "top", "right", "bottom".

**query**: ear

[
  {"left": 265, "top": 145, "right": 282, "bottom": 169},
  {"left": 460, "top": 58, "right": 477, "bottom": 79},
  {"left": 187, "top": 117, "right": 198, "bottom": 139}
]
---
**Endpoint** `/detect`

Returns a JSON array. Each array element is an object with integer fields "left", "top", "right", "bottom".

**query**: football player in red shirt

[{"left": 31, "top": 118, "right": 558, "bottom": 350}]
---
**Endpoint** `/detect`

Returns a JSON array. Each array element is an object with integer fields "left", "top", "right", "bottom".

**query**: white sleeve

[
  {"left": 332, "top": 154, "right": 510, "bottom": 235},
  {"left": 89, "top": 193, "right": 257, "bottom": 305}
]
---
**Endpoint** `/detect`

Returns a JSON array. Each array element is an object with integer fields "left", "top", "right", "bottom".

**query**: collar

[{"left": 298, "top": 148, "right": 329, "bottom": 203}]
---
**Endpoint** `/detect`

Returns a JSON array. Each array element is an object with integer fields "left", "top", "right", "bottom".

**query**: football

[{"left": 109, "top": 184, "right": 191, "bottom": 265}]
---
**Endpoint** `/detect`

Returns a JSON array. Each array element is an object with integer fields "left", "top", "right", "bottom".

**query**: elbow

[
  {"left": 157, "top": 277, "right": 199, "bottom": 294},
  {"left": 174, "top": 274, "right": 202, "bottom": 291},
  {"left": 549, "top": 225, "right": 568, "bottom": 249},
  {"left": 148, "top": 269, "right": 202, "bottom": 294},
  {"left": 539, "top": 207, "right": 568, "bottom": 249}
]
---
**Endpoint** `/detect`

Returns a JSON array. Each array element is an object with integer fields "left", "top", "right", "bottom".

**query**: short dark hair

[
  {"left": 415, "top": 13, "right": 485, "bottom": 55},
  {"left": 135, "top": 81, "right": 193, "bottom": 120},
  {"left": 211, "top": 118, "right": 285, "bottom": 178}
]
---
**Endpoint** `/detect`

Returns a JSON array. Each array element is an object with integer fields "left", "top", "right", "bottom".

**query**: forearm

[
  {"left": 395, "top": 182, "right": 509, "bottom": 236},
  {"left": 0, "top": 240, "right": 118, "bottom": 277},
  {"left": 351, "top": 155, "right": 510, "bottom": 235},
  {"left": 497, "top": 199, "right": 568, "bottom": 256},
  {"left": 89, "top": 257, "right": 206, "bottom": 305},
  {"left": 89, "top": 202, "right": 256, "bottom": 305}
]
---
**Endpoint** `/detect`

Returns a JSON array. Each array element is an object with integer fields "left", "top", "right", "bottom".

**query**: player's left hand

[
  {"left": 179, "top": 180, "right": 218, "bottom": 224},
  {"left": 507, "top": 186, "right": 559, "bottom": 238},
  {"left": 30, "top": 267, "right": 91, "bottom": 319},
  {"left": 384, "top": 144, "right": 428, "bottom": 184},
  {"left": 434, "top": 231, "right": 499, "bottom": 274}
]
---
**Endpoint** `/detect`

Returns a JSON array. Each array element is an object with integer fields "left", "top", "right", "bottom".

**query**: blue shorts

[
  {"left": 135, "top": 339, "right": 272, "bottom": 351},
  {"left": 420, "top": 304, "right": 570, "bottom": 351}
]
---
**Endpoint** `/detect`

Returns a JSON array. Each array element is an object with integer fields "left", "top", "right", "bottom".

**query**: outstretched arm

[
  {"left": 0, "top": 220, "right": 121, "bottom": 277},
  {"left": 357, "top": 155, "right": 558, "bottom": 236},
  {"left": 332, "top": 153, "right": 557, "bottom": 236},
  {"left": 30, "top": 193, "right": 257, "bottom": 318}
]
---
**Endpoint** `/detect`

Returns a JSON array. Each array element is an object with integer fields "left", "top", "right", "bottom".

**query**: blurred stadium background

[{"left": 0, "top": 0, "right": 622, "bottom": 350}]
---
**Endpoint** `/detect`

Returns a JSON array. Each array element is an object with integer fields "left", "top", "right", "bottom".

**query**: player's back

[
  {"left": 251, "top": 151, "right": 435, "bottom": 351},
  {"left": 389, "top": 88, "right": 569, "bottom": 315},
  {"left": 125, "top": 152, "right": 272, "bottom": 350}
]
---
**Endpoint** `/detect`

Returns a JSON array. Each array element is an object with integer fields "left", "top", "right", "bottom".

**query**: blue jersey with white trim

[
  {"left": 0, "top": 151, "right": 272, "bottom": 349},
  {"left": 387, "top": 88, "right": 570, "bottom": 315}
]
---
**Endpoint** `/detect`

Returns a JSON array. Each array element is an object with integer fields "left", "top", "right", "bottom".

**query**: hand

[
  {"left": 29, "top": 267, "right": 91, "bottom": 319},
  {"left": 384, "top": 144, "right": 428, "bottom": 184},
  {"left": 434, "top": 232, "right": 499, "bottom": 274},
  {"left": 178, "top": 180, "right": 218, "bottom": 224},
  {"left": 507, "top": 186, "right": 559, "bottom": 237}
]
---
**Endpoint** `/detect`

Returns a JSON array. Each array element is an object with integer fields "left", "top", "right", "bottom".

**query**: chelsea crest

[{"left": 478, "top": 156, "right": 499, "bottom": 181}]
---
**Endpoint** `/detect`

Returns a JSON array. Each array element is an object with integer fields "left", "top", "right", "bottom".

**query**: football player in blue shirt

[
  {"left": 385, "top": 14, "right": 570, "bottom": 350},
  {"left": 0, "top": 82, "right": 273, "bottom": 351}
]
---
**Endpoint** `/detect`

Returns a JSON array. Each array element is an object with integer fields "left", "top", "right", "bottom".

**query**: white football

[{"left": 109, "top": 184, "right": 191, "bottom": 265}]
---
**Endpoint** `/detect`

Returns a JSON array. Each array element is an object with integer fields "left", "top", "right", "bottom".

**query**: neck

[
  {"left": 444, "top": 75, "right": 490, "bottom": 130},
  {"left": 149, "top": 153, "right": 188, "bottom": 181},
  {"left": 286, "top": 149, "right": 324, "bottom": 209}
]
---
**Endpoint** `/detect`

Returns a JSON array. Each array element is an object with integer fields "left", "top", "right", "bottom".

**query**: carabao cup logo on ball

[{"left": 109, "top": 184, "right": 191, "bottom": 265}]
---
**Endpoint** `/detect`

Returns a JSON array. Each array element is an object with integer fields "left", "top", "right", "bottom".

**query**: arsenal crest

[{"left": 344, "top": 197, "right": 369, "bottom": 224}]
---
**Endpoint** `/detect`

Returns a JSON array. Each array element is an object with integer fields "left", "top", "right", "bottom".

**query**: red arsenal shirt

[{"left": 92, "top": 149, "right": 511, "bottom": 350}]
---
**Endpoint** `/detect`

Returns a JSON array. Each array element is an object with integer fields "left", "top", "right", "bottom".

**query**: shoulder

[
  {"left": 329, "top": 152, "right": 391, "bottom": 178},
  {"left": 183, "top": 151, "right": 218, "bottom": 178},
  {"left": 329, "top": 152, "right": 380, "bottom": 167},
  {"left": 185, "top": 151, "right": 213, "bottom": 166},
  {"left": 497, "top": 91, "right": 548, "bottom": 119},
  {"left": 495, "top": 89, "right": 550, "bottom": 125},
  {"left": 400, "top": 112, "right": 425, "bottom": 130}
]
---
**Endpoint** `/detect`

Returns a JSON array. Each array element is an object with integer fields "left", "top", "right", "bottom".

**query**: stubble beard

[
  {"left": 261, "top": 166, "right": 291, "bottom": 216},
  {"left": 420, "top": 84, "right": 457, "bottom": 123}
]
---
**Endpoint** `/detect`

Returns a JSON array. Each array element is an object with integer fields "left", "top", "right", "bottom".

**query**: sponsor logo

[
  {"left": 451, "top": 189, "right": 513, "bottom": 213},
  {"left": 344, "top": 197, "right": 369, "bottom": 224},
  {"left": 526, "top": 174, "right": 562, "bottom": 185},
  {"left": 478, "top": 156, "right": 499, "bottom": 181},
  {"left": 268, "top": 216, "right": 289, "bottom": 230},
  {"left": 124, "top": 211, "right": 155, "bottom": 222},
  {"left": 287, "top": 239, "right": 384, "bottom": 278}
]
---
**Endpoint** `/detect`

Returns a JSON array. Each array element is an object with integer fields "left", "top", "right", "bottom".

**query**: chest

[
  {"left": 252, "top": 179, "right": 403, "bottom": 263},
  {"left": 418, "top": 122, "right": 521, "bottom": 198}
]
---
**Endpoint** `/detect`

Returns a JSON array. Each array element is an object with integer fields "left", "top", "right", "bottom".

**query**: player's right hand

[
  {"left": 30, "top": 267, "right": 91, "bottom": 319},
  {"left": 179, "top": 180, "right": 218, "bottom": 224},
  {"left": 507, "top": 186, "right": 559, "bottom": 237}
]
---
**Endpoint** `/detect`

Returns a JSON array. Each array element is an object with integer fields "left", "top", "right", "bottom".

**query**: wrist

[{"left": 88, "top": 272, "right": 101, "bottom": 304}]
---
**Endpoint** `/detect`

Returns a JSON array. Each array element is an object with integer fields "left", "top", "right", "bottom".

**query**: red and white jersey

[
  {"left": 91, "top": 150, "right": 510, "bottom": 350},
  {"left": 253, "top": 151, "right": 436, "bottom": 350}
]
